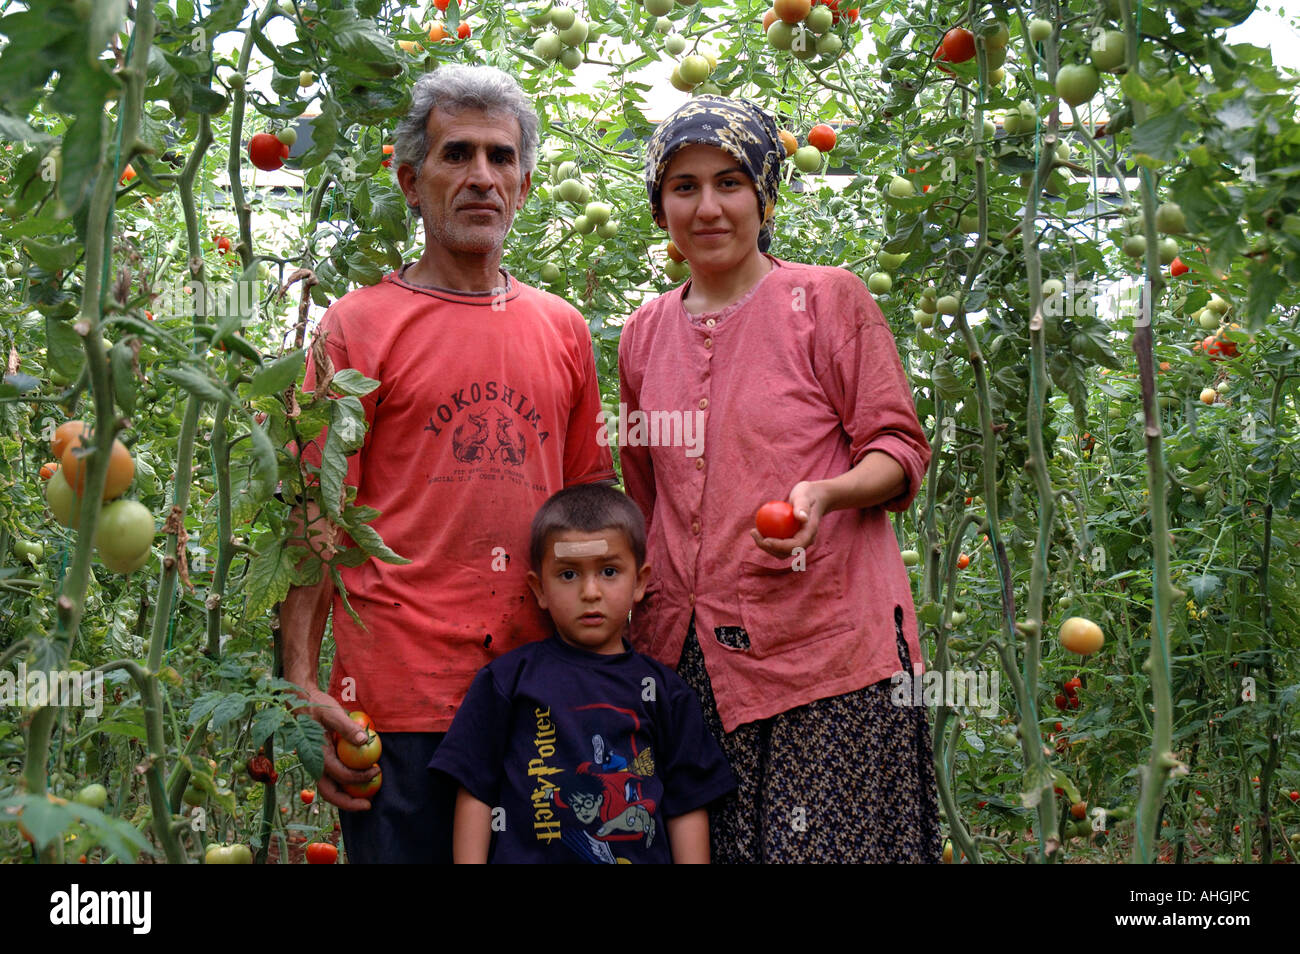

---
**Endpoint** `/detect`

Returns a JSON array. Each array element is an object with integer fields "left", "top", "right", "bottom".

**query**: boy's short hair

[{"left": 529, "top": 484, "right": 647, "bottom": 571}]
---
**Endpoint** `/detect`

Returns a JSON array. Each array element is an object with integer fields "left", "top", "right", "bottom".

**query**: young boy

[{"left": 429, "top": 483, "right": 735, "bottom": 863}]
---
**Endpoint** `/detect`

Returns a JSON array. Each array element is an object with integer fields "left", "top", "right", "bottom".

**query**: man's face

[{"left": 398, "top": 106, "right": 531, "bottom": 257}]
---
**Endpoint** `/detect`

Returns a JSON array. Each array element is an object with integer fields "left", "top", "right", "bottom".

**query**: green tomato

[
  {"left": 554, "top": 161, "right": 579, "bottom": 181},
  {"left": 557, "top": 18, "right": 588, "bottom": 46},
  {"left": 556, "top": 178, "right": 585, "bottom": 203},
  {"left": 815, "top": 33, "right": 842, "bottom": 57},
  {"left": 806, "top": 5, "right": 833, "bottom": 34},
  {"left": 679, "top": 54, "right": 711, "bottom": 85},
  {"left": 866, "top": 272, "right": 893, "bottom": 295},
  {"left": 94, "top": 499, "right": 155, "bottom": 574},
  {"left": 559, "top": 46, "right": 583, "bottom": 69},
  {"left": 1122, "top": 234, "right": 1147, "bottom": 259},
  {"left": 878, "top": 251, "right": 908, "bottom": 270},
  {"left": 664, "top": 33, "right": 686, "bottom": 55},
  {"left": 298, "top": 70, "right": 315, "bottom": 87},
  {"left": 1027, "top": 18, "right": 1052, "bottom": 44},
  {"left": 14, "top": 539, "right": 43, "bottom": 563},
  {"left": 950, "top": 611, "right": 968, "bottom": 626},
  {"left": 533, "top": 32, "right": 563, "bottom": 60},
  {"left": 644, "top": 0, "right": 673, "bottom": 15},
  {"left": 936, "top": 295, "right": 959, "bottom": 315},
  {"left": 277, "top": 126, "right": 297, "bottom": 147},
  {"left": 549, "top": 6, "right": 575, "bottom": 29},
  {"left": 1158, "top": 237, "right": 1179, "bottom": 265},
  {"left": 46, "top": 469, "right": 81, "bottom": 529},
  {"left": 1055, "top": 64, "right": 1100, "bottom": 107},
  {"left": 596, "top": 219, "right": 620, "bottom": 239},
  {"left": 793, "top": 146, "right": 823, "bottom": 173},
  {"left": 75, "top": 783, "right": 108, "bottom": 809},
  {"left": 573, "top": 214, "right": 594, "bottom": 234},
  {"left": 583, "top": 201, "right": 611, "bottom": 226},
  {"left": 900, "top": 549, "right": 921, "bottom": 567},
  {"left": 540, "top": 263, "right": 562, "bottom": 284},
  {"left": 664, "top": 259, "right": 690, "bottom": 282},
  {"left": 766, "top": 21, "right": 795, "bottom": 51},
  {"left": 1090, "top": 29, "right": 1126, "bottom": 73},
  {"left": 887, "top": 175, "right": 915, "bottom": 200},
  {"left": 5, "top": 261, "right": 23, "bottom": 279},
  {"left": 1155, "top": 202, "right": 1186, "bottom": 234},
  {"left": 228, "top": 71, "right": 245, "bottom": 90},
  {"left": 183, "top": 784, "right": 206, "bottom": 807}
]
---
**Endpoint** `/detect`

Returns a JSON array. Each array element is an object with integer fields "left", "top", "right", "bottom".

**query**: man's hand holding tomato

[
  {"left": 291, "top": 688, "right": 381, "bottom": 811},
  {"left": 750, "top": 451, "right": 908, "bottom": 557},
  {"left": 281, "top": 498, "right": 380, "bottom": 811}
]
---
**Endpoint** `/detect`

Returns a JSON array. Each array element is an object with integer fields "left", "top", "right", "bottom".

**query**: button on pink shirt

[{"left": 618, "top": 257, "right": 931, "bottom": 732}]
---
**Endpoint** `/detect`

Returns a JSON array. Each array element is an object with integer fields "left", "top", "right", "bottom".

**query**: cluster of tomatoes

[
  {"left": 777, "top": 123, "right": 838, "bottom": 175},
  {"left": 43, "top": 420, "right": 154, "bottom": 574},
  {"left": 337, "top": 710, "right": 383, "bottom": 800},
  {"left": 1054, "top": 676, "right": 1083, "bottom": 712},
  {"left": 761, "top": 0, "right": 859, "bottom": 63}
]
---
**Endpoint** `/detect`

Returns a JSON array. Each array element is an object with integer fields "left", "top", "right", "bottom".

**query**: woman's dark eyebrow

[{"left": 667, "top": 166, "right": 745, "bottom": 181}]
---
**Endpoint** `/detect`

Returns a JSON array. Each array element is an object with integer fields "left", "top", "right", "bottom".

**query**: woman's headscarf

[{"left": 644, "top": 96, "right": 784, "bottom": 252}]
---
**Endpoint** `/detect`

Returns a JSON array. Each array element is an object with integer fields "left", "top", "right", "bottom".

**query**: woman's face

[{"left": 657, "top": 143, "right": 765, "bottom": 279}]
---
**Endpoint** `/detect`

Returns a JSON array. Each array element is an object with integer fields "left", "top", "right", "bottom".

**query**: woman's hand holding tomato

[
  {"left": 291, "top": 688, "right": 381, "bottom": 811},
  {"left": 750, "top": 480, "right": 828, "bottom": 557}
]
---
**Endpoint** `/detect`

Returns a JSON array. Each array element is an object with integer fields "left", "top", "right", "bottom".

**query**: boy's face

[{"left": 527, "top": 528, "right": 650, "bottom": 655}]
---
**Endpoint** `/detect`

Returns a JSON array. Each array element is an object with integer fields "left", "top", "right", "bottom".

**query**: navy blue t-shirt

[{"left": 430, "top": 634, "right": 735, "bottom": 864}]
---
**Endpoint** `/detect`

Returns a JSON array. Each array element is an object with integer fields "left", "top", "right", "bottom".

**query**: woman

[{"left": 618, "top": 96, "right": 941, "bottom": 863}]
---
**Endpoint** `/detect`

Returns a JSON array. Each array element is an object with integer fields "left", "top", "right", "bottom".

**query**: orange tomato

[
  {"left": 40, "top": 462, "right": 58, "bottom": 480},
  {"left": 777, "top": 129, "right": 798, "bottom": 157},
  {"left": 61, "top": 436, "right": 134, "bottom": 500},
  {"left": 956, "top": 552, "right": 970, "bottom": 569},
  {"left": 428, "top": 23, "right": 448, "bottom": 42},
  {"left": 51, "top": 420, "right": 90, "bottom": 459}
]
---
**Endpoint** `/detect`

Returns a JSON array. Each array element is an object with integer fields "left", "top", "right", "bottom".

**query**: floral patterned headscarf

[{"left": 644, "top": 95, "right": 783, "bottom": 252}]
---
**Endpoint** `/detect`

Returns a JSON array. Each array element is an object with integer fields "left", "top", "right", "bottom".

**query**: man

[{"left": 282, "top": 64, "right": 615, "bottom": 863}]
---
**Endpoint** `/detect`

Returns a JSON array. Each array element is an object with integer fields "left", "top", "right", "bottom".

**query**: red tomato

[
  {"left": 300, "top": 789, "right": 315, "bottom": 805},
  {"left": 956, "top": 552, "right": 970, "bottom": 569},
  {"left": 248, "top": 133, "right": 288, "bottom": 171},
  {"left": 215, "top": 235, "right": 231, "bottom": 253},
  {"left": 343, "top": 769, "right": 383, "bottom": 799},
  {"left": 382, "top": 143, "right": 394, "bottom": 168},
  {"left": 941, "top": 27, "right": 976, "bottom": 63},
  {"left": 843, "top": 7, "right": 859, "bottom": 21},
  {"left": 1054, "top": 721, "right": 1064, "bottom": 732},
  {"left": 434, "top": 0, "right": 452, "bottom": 10},
  {"left": 1170, "top": 256, "right": 1189, "bottom": 277},
  {"left": 1054, "top": 693, "right": 1068, "bottom": 711},
  {"left": 1064, "top": 677, "right": 1081, "bottom": 696},
  {"left": 754, "top": 500, "right": 800, "bottom": 539},
  {"left": 119, "top": 164, "right": 136, "bottom": 184},
  {"left": 807, "top": 124, "right": 837, "bottom": 153},
  {"left": 40, "top": 462, "right": 58, "bottom": 480},
  {"left": 458, "top": 21, "right": 471, "bottom": 39},
  {"left": 305, "top": 842, "right": 339, "bottom": 864}
]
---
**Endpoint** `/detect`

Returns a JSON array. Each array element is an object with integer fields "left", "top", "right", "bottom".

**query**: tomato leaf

[
  {"left": 160, "top": 365, "right": 237, "bottom": 404},
  {"left": 281, "top": 716, "right": 327, "bottom": 781},
  {"left": 249, "top": 706, "right": 287, "bottom": 748},
  {"left": 244, "top": 414, "right": 279, "bottom": 504},
  {"left": 346, "top": 520, "right": 410, "bottom": 566},
  {"left": 249, "top": 350, "right": 305, "bottom": 398},
  {"left": 328, "top": 368, "right": 380, "bottom": 398},
  {"left": 246, "top": 534, "right": 296, "bottom": 619}
]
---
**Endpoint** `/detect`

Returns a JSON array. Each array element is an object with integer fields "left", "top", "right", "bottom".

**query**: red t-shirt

[
  {"left": 618, "top": 257, "right": 931, "bottom": 732},
  {"left": 302, "top": 269, "right": 615, "bottom": 732}
]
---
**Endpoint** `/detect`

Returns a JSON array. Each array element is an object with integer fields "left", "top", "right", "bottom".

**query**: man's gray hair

[{"left": 393, "top": 64, "right": 539, "bottom": 177}]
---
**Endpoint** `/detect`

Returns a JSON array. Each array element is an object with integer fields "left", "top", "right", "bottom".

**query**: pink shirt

[
  {"left": 618, "top": 257, "right": 930, "bottom": 732},
  {"left": 302, "top": 271, "right": 614, "bottom": 732}
]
